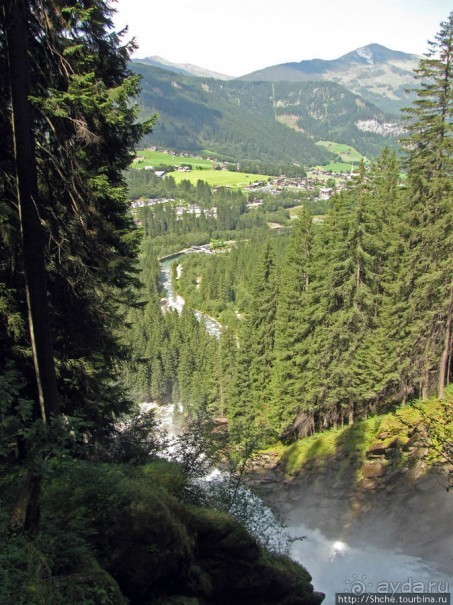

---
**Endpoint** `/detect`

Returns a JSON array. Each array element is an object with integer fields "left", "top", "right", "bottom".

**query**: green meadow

[
  {"left": 132, "top": 149, "right": 271, "bottom": 187},
  {"left": 171, "top": 169, "right": 271, "bottom": 188},
  {"left": 312, "top": 162, "right": 355, "bottom": 174},
  {"left": 315, "top": 140, "right": 365, "bottom": 163},
  {"left": 132, "top": 145, "right": 369, "bottom": 187},
  {"left": 132, "top": 149, "right": 214, "bottom": 169}
]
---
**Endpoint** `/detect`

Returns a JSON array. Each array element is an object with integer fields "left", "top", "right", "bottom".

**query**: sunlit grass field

[
  {"left": 132, "top": 149, "right": 214, "bottom": 169},
  {"left": 131, "top": 149, "right": 271, "bottom": 187},
  {"left": 171, "top": 169, "right": 271, "bottom": 188},
  {"left": 316, "top": 140, "right": 364, "bottom": 163}
]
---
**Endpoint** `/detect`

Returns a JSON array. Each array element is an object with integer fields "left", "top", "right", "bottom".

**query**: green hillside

[
  {"left": 133, "top": 149, "right": 214, "bottom": 169},
  {"left": 132, "top": 63, "right": 401, "bottom": 165}
]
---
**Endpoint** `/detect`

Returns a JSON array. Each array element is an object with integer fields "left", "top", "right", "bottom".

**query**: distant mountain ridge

[
  {"left": 135, "top": 44, "right": 420, "bottom": 114},
  {"left": 240, "top": 44, "right": 421, "bottom": 113},
  {"left": 134, "top": 55, "right": 234, "bottom": 81}
]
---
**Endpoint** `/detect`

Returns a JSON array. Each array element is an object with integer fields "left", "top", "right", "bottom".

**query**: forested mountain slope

[
  {"left": 132, "top": 8, "right": 452, "bottom": 442},
  {"left": 132, "top": 62, "right": 401, "bottom": 163}
]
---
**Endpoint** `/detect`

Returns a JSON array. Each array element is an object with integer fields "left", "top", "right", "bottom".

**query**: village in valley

[{"left": 130, "top": 146, "right": 359, "bottom": 219}]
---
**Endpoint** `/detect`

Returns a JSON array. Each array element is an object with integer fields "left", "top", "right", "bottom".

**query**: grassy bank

[{"left": 271, "top": 389, "right": 452, "bottom": 479}]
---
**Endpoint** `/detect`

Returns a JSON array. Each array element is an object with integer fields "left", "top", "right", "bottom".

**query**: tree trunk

[
  {"left": 438, "top": 298, "right": 452, "bottom": 399},
  {"left": 5, "top": 0, "right": 60, "bottom": 535},
  {"left": 421, "top": 343, "right": 430, "bottom": 400},
  {"left": 5, "top": 0, "right": 59, "bottom": 420},
  {"left": 8, "top": 472, "right": 41, "bottom": 534},
  {"left": 447, "top": 347, "right": 452, "bottom": 388},
  {"left": 348, "top": 402, "right": 354, "bottom": 426},
  {"left": 332, "top": 405, "right": 338, "bottom": 430}
]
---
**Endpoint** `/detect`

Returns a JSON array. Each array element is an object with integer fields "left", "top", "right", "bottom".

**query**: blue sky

[{"left": 112, "top": 0, "right": 451, "bottom": 77}]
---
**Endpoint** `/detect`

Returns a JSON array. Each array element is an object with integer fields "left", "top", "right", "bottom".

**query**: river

[
  {"left": 157, "top": 253, "right": 452, "bottom": 603},
  {"left": 160, "top": 254, "right": 222, "bottom": 338}
]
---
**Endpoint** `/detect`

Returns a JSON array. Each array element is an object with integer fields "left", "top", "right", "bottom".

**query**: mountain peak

[
  {"left": 344, "top": 43, "right": 420, "bottom": 64},
  {"left": 239, "top": 43, "right": 420, "bottom": 113}
]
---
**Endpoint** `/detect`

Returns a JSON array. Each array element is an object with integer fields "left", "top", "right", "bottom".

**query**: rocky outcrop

[
  {"left": 186, "top": 509, "right": 324, "bottom": 605},
  {"left": 356, "top": 119, "right": 405, "bottom": 136},
  {"left": 100, "top": 487, "right": 325, "bottom": 605},
  {"left": 35, "top": 459, "right": 324, "bottom": 605}
]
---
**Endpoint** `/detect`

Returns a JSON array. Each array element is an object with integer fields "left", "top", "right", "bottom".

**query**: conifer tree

[
  {"left": 1, "top": 0, "right": 152, "bottom": 529},
  {"left": 348, "top": 150, "right": 402, "bottom": 408},
  {"left": 271, "top": 207, "right": 313, "bottom": 435},
  {"left": 243, "top": 241, "right": 279, "bottom": 437},
  {"left": 396, "top": 12, "right": 452, "bottom": 398},
  {"left": 223, "top": 240, "right": 276, "bottom": 441},
  {"left": 303, "top": 162, "right": 392, "bottom": 428}
]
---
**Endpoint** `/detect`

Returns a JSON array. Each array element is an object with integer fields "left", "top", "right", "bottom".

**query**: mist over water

[
  {"left": 149, "top": 396, "right": 452, "bottom": 600},
  {"left": 193, "top": 464, "right": 452, "bottom": 599},
  {"left": 288, "top": 523, "right": 452, "bottom": 601}
]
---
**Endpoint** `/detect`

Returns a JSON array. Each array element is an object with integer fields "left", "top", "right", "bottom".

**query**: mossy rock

[
  {"left": 186, "top": 507, "right": 322, "bottom": 604},
  {"left": 54, "top": 559, "right": 128, "bottom": 605},
  {"left": 40, "top": 461, "right": 194, "bottom": 602},
  {"left": 12, "top": 460, "right": 324, "bottom": 605},
  {"left": 104, "top": 483, "right": 194, "bottom": 601}
]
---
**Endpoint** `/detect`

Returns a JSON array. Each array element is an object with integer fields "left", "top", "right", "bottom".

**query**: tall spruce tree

[
  {"left": 348, "top": 150, "right": 402, "bottom": 409},
  {"left": 3, "top": 0, "right": 60, "bottom": 427},
  {"left": 301, "top": 162, "right": 393, "bottom": 428},
  {"left": 271, "top": 207, "right": 314, "bottom": 436},
  {"left": 248, "top": 241, "right": 278, "bottom": 435},
  {"left": 396, "top": 11, "right": 453, "bottom": 399},
  {"left": 226, "top": 240, "right": 278, "bottom": 442}
]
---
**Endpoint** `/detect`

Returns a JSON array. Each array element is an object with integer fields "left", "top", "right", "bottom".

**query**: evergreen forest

[{"left": 0, "top": 1, "right": 451, "bottom": 603}]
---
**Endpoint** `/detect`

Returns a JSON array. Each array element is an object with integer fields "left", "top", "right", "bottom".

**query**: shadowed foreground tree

[
  {"left": 0, "top": 0, "right": 153, "bottom": 531},
  {"left": 4, "top": 0, "right": 60, "bottom": 426}
]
